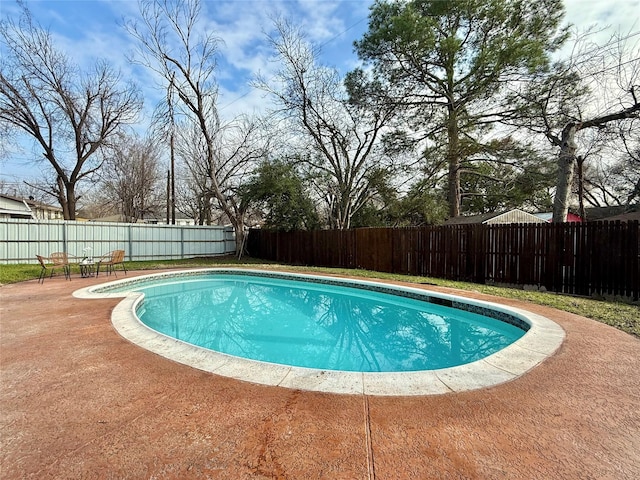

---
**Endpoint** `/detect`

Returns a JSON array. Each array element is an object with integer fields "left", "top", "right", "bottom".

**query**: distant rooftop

[{"left": 444, "top": 209, "right": 546, "bottom": 225}]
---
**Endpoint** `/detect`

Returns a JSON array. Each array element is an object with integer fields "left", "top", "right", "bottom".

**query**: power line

[
  {"left": 318, "top": 15, "right": 368, "bottom": 50},
  {"left": 219, "top": 89, "right": 255, "bottom": 111}
]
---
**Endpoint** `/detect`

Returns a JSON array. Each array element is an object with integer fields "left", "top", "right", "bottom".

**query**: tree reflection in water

[{"left": 136, "top": 276, "right": 524, "bottom": 372}]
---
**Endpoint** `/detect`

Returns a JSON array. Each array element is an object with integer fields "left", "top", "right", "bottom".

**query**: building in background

[
  {"left": 0, "top": 194, "right": 63, "bottom": 220},
  {"left": 444, "top": 209, "right": 548, "bottom": 225},
  {"left": 533, "top": 212, "right": 583, "bottom": 223}
]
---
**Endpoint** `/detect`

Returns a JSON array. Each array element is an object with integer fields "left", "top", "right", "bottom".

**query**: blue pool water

[{"left": 127, "top": 273, "right": 526, "bottom": 373}]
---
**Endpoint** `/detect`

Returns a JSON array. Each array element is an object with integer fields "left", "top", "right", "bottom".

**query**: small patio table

[{"left": 79, "top": 259, "right": 95, "bottom": 278}]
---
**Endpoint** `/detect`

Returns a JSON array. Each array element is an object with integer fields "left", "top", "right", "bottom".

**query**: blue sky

[
  {"left": 1, "top": 0, "right": 372, "bottom": 118},
  {"left": 0, "top": 0, "right": 373, "bottom": 186},
  {"left": 1, "top": 0, "right": 638, "bottom": 187}
]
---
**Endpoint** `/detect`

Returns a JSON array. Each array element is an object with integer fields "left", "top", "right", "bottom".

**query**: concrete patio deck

[{"left": 1, "top": 269, "right": 639, "bottom": 479}]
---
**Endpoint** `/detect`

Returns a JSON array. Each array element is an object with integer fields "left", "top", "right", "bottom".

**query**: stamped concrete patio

[{"left": 1, "top": 269, "right": 639, "bottom": 479}]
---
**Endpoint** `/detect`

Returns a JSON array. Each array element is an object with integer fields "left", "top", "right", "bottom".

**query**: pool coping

[{"left": 73, "top": 268, "right": 566, "bottom": 396}]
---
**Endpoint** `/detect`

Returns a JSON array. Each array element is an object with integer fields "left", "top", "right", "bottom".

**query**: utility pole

[
  {"left": 166, "top": 169, "right": 171, "bottom": 224},
  {"left": 170, "top": 128, "right": 175, "bottom": 225},
  {"left": 167, "top": 71, "right": 176, "bottom": 225}
]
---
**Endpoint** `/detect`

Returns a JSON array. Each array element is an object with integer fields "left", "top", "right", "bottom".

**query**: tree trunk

[
  {"left": 336, "top": 192, "right": 351, "bottom": 230},
  {"left": 65, "top": 182, "right": 77, "bottom": 220},
  {"left": 576, "top": 155, "right": 585, "bottom": 221},
  {"left": 170, "top": 131, "right": 176, "bottom": 225},
  {"left": 552, "top": 123, "right": 577, "bottom": 222},
  {"left": 56, "top": 176, "right": 71, "bottom": 220},
  {"left": 446, "top": 108, "right": 461, "bottom": 218},
  {"left": 234, "top": 221, "right": 245, "bottom": 258}
]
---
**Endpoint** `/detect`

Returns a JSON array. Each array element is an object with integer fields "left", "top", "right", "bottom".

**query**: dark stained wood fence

[{"left": 247, "top": 221, "right": 640, "bottom": 300}]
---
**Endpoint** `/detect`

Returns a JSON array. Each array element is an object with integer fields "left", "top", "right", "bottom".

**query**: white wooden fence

[{"left": 0, "top": 218, "right": 236, "bottom": 264}]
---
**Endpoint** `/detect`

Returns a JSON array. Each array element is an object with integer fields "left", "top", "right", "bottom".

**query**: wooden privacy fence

[{"left": 247, "top": 221, "right": 640, "bottom": 300}]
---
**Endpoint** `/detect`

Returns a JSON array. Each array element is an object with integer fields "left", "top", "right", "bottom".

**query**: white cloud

[
  {"left": 203, "top": 0, "right": 372, "bottom": 119},
  {"left": 564, "top": 0, "right": 639, "bottom": 34}
]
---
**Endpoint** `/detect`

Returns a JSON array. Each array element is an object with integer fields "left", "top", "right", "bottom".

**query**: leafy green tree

[
  {"left": 353, "top": 0, "right": 568, "bottom": 218},
  {"left": 241, "top": 160, "right": 319, "bottom": 231},
  {"left": 395, "top": 181, "right": 449, "bottom": 226},
  {"left": 349, "top": 167, "right": 403, "bottom": 227},
  {"left": 352, "top": 176, "right": 450, "bottom": 227}
]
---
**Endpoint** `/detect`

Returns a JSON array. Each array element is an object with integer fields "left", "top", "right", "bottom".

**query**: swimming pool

[{"left": 74, "top": 269, "right": 565, "bottom": 395}]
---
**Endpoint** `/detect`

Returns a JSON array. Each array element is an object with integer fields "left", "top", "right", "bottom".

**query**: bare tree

[
  {"left": 613, "top": 123, "right": 640, "bottom": 205},
  {"left": 95, "top": 135, "right": 164, "bottom": 222},
  {"left": 171, "top": 122, "right": 211, "bottom": 224},
  {"left": 174, "top": 115, "right": 270, "bottom": 229},
  {"left": 583, "top": 121, "right": 640, "bottom": 208},
  {"left": 254, "top": 19, "right": 397, "bottom": 229},
  {"left": 550, "top": 101, "right": 639, "bottom": 221},
  {"left": 0, "top": 6, "right": 142, "bottom": 219},
  {"left": 510, "top": 30, "right": 640, "bottom": 221},
  {"left": 126, "top": 0, "right": 260, "bottom": 253},
  {"left": 147, "top": 69, "right": 180, "bottom": 225}
]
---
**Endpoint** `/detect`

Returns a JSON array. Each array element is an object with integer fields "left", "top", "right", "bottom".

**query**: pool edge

[{"left": 73, "top": 268, "right": 566, "bottom": 396}]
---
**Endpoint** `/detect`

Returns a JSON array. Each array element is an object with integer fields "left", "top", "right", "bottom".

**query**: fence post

[
  {"left": 630, "top": 220, "right": 639, "bottom": 301},
  {"left": 62, "top": 221, "right": 68, "bottom": 254},
  {"left": 180, "top": 226, "right": 185, "bottom": 260},
  {"left": 128, "top": 224, "right": 133, "bottom": 261}
]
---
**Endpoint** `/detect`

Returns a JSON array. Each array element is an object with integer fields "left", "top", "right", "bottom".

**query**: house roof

[
  {"left": 533, "top": 212, "right": 553, "bottom": 222},
  {"left": 595, "top": 211, "right": 640, "bottom": 223},
  {"left": 533, "top": 212, "right": 582, "bottom": 222},
  {"left": 88, "top": 214, "right": 152, "bottom": 223},
  {"left": 0, "top": 193, "right": 62, "bottom": 212},
  {"left": 584, "top": 205, "right": 639, "bottom": 222},
  {"left": 0, "top": 194, "right": 34, "bottom": 218},
  {"left": 444, "top": 209, "right": 547, "bottom": 225},
  {"left": 445, "top": 212, "right": 499, "bottom": 225}
]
